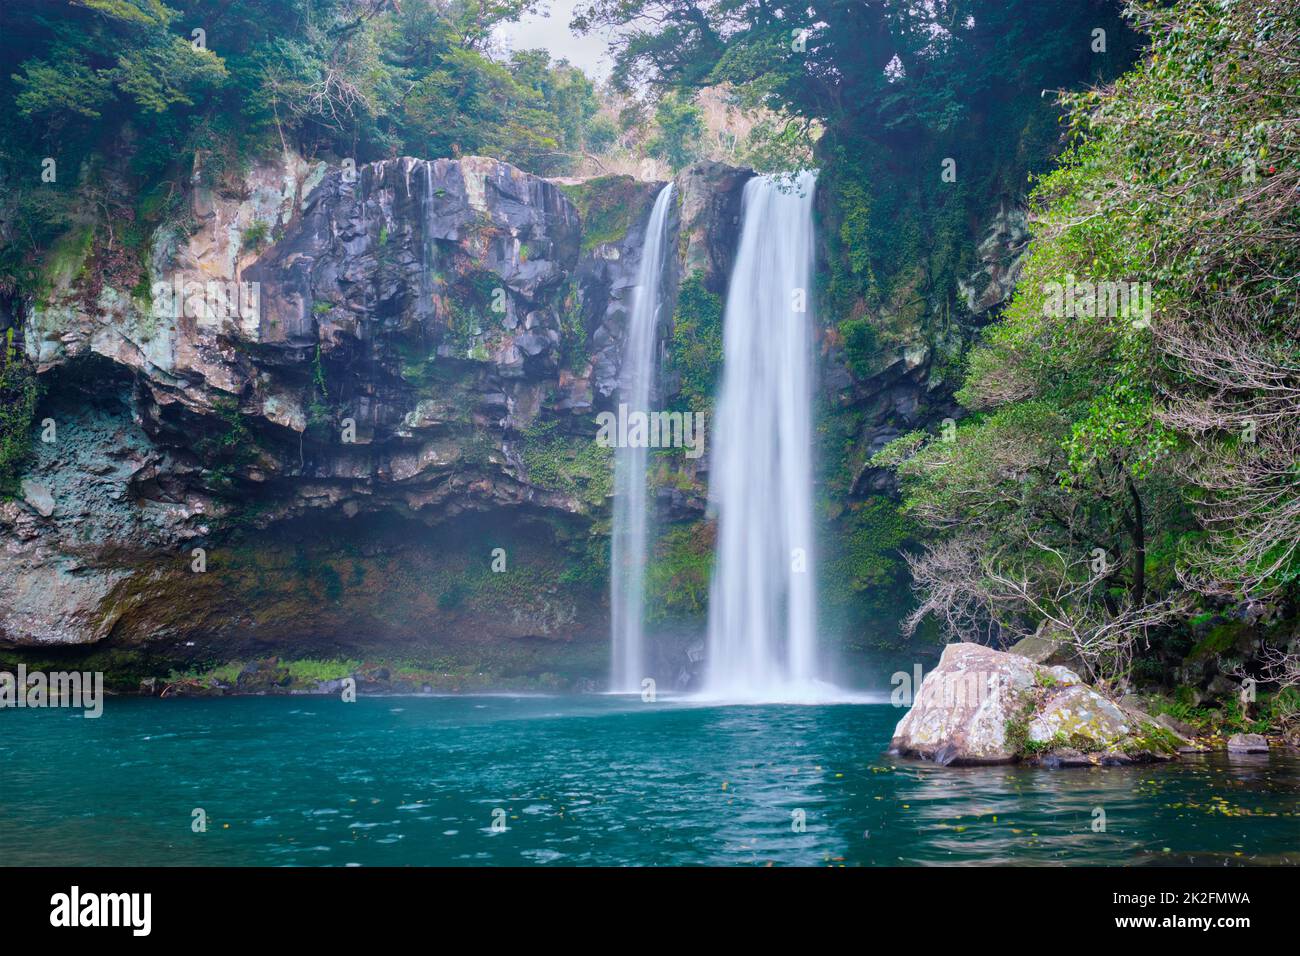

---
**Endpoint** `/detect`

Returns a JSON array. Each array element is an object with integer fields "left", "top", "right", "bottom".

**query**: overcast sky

[{"left": 494, "top": 0, "right": 615, "bottom": 80}]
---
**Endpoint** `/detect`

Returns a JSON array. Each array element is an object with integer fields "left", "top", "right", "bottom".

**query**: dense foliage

[
  {"left": 876, "top": 0, "right": 1299, "bottom": 715},
  {"left": 664, "top": 275, "right": 723, "bottom": 414},
  {"left": 645, "top": 92, "right": 705, "bottom": 172},
  {"left": 577, "top": 0, "right": 1139, "bottom": 300},
  {"left": 0, "top": 328, "right": 40, "bottom": 495},
  {"left": 0, "top": 0, "right": 607, "bottom": 293}
]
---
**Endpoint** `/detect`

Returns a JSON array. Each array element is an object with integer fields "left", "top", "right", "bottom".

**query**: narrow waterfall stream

[
  {"left": 704, "top": 172, "right": 821, "bottom": 700},
  {"left": 610, "top": 183, "right": 676, "bottom": 692}
]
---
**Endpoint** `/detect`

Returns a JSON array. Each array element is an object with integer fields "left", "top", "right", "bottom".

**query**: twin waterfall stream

[
  {"left": 610, "top": 173, "right": 824, "bottom": 700},
  {"left": 610, "top": 184, "right": 676, "bottom": 693}
]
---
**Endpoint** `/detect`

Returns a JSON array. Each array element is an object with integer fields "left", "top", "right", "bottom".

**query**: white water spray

[
  {"left": 610, "top": 184, "right": 676, "bottom": 692},
  {"left": 703, "top": 171, "right": 822, "bottom": 701}
]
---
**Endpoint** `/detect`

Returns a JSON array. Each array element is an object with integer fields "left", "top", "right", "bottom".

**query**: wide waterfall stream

[{"left": 704, "top": 172, "right": 822, "bottom": 700}]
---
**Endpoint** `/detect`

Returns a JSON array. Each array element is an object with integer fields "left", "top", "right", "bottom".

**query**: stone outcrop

[
  {"left": 957, "top": 202, "right": 1030, "bottom": 315},
  {"left": 890, "top": 642, "right": 1181, "bottom": 766},
  {"left": 673, "top": 161, "right": 751, "bottom": 290},
  {"left": 1006, "top": 621, "right": 1083, "bottom": 669}
]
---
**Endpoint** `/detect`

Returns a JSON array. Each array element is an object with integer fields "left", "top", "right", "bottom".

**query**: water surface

[{"left": 2, "top": 696, "right": 1296, "bottom": 866}]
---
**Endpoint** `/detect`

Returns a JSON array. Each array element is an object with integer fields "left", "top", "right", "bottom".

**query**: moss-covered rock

[
  {"left": 0, "top": 335, "right": 39, "bottom": 495},
  {"left": 644, "top": 521, "right": 714, "bottom": 624},
  {"left": 664, "top": 273, "right": 723, "bottom": 414},
  {"left": 559, "top": 175, "right": 658, "bottom": 253},
  {"left": 891, "top": 642, "right": 1181, "bottom": 767}
]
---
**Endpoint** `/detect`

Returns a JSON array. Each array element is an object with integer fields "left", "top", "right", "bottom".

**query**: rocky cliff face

[
  {"left": 822, "top": 199, "right": 1029, "bottom": 497},
  {"left": 1, "top": 151, "right": 748, "bottom": 686},
  {"left": 811, "top": 169, "right": 1031, "bottom": 664},
  {"left": 0, "top": 143, "right": 1020, "bottom": 687}
]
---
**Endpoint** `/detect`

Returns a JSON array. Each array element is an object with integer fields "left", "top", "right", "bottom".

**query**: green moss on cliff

[
  {"left": 0, "top": 340, "right": 40, "bottom": 495},
  {"left": 37, "top": 223, "right": 96, "bottom": 302},
  {"left": 821, "top": 497, "right": 912, "bottom": 603},
  {"left": 197, "top": 396, "right": 259, "bottom": 489},
  {"left": 644, "top": 521, "right": 714, "bottom": 623},
  {"left": 837, "top": 316, "right": 878, "bottom": 380},
  {"left": 817, "top": 87, "right": 1075, "bottom": 373},
  {"left": 559, "top": 525, "right": 611, "bottom": 591},
  {"left": 559, "top": 176, "right": 647, "bottom": 252},
  {"left": 665, "top": 274, "right": 723, "bottom": 413},
  {"left": 519, "top": 417, "right": 612, "bottom": 505},
  {"left": 556, "top": 278, "right": 590, "bottom": 373}
]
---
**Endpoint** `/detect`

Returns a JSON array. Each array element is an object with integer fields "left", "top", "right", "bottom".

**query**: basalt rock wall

[{"left": 0, "top": 152, "right": 744, "bottom": 686}]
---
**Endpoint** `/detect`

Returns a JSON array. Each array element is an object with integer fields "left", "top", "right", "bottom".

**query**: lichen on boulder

[{"left": 890, "top": 642, "right": 1180, "bottom": 767}]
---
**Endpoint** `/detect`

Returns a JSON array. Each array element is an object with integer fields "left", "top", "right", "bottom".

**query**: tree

[
  {"left": 875, "top": 0, "right": 1300, "bottom": 694},
  {"left": 575, "top": 0, "right": 1137, "bottom": 144},
  {"left": 0, "top": 0, "right": 614, "bottom": 292},
  {"left": 646, "top": 92, "right": 704, "bottom": 172}
]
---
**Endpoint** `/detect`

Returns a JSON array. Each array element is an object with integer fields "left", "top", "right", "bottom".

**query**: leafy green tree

[
  {"left": 646, "top": 92, "right": 704, "bottom": 172},
  {"left": 0, "top": 0, "right": 616, "bottom": 293},
  {"left": 584, "top": 114, "right": 618, "bottom": 154},
  {"left": 0, "top": 330, "right": 39, "bottom": 495},
  {"left": 575, "top": 0, "right": 1136, "bottom": 143},
  {"left": 875, "top": 0, "right": 1299, "bottom": 692},
  {"left": 11, "top": 52, "right": 113, "bottom": 122}
]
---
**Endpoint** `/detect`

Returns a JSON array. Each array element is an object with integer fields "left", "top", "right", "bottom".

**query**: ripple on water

[{"left": 1, "top": 696, "right": 1297, "bottom": 866}]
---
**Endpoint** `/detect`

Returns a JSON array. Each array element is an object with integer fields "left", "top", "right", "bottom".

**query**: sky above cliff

[{"left": 495, "top": 0, "right": 613, "bottom": 80}]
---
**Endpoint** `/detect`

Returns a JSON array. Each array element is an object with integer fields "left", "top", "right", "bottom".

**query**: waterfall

[
  {"left": 610, "top": 183, "right": 676, "bottom": 693},
  {"left": 704, "top": 171, "right": 820, "bottom": 700}
]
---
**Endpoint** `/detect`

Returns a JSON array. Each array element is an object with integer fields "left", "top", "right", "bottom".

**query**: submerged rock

[
  {"left": 1227, "top": 733, "right": 1269, "bottom": 754},
  {"left": 889, "top": 642, "right": 1180, "bottom": 767}
]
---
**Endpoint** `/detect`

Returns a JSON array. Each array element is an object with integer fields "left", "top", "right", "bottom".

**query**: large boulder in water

[{"left": 889, "top": 643, "right": 1181, "bottom": 767}]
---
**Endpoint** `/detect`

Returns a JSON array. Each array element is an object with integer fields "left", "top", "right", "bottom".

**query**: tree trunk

[{"left": 1126, "top": 474, "right": 1146, "bottom": 605}]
